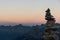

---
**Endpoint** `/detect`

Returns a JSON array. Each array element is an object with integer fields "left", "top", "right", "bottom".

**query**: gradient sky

[{"left": 0, "top": 0, "right": 60, "bottom": 25}]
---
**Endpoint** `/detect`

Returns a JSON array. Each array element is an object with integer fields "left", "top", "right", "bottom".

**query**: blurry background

[{"left": 0, "top": 0, "right": 60, "bottom": 25}]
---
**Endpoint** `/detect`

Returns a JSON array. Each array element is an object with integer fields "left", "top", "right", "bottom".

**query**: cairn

[{"left": 42, "top": 8, "right": 59, "bottom": 40}]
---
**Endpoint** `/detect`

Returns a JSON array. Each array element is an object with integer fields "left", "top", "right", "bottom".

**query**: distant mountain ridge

[{"left": 0, "top": 23, "right": 60, "bottom": 40}]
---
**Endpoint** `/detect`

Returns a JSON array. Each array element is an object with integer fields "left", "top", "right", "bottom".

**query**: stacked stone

[{"left": 42, "top": 8, "right": 59, "bottom": 40}]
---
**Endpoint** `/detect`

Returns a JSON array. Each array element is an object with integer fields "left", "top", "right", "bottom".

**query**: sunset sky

[{"left": 0, "top": 0, "right": 60, "bottom": 25}]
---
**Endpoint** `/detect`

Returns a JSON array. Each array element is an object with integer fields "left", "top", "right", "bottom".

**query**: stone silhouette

[
  {"left": 42, "top": 8, "right": 59, "bottom": 40},
  {"left": 45, "top": 8, "right": 55, "bottom": 21}
]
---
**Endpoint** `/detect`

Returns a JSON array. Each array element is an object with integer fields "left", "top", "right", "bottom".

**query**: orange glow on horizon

[{"left": 0, "top": 11, "right": 60, "bottom": 24}]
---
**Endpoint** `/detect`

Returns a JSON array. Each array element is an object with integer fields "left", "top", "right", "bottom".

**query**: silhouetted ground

[{"left": 0, "top": 23, "right": 60, "bottom": 40}]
